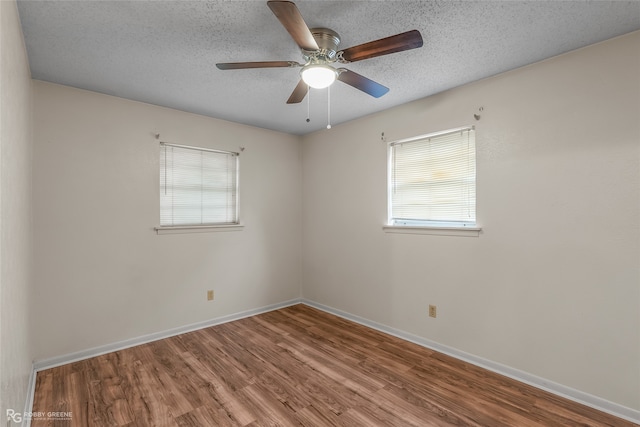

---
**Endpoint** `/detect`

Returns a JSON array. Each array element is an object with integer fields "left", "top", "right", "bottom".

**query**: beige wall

[
  {"left": 26, "top": 23, "right": 640, "bottom": 417},
  {"left": 301, "top": 32, "right": 640, "bottom": 410},
  {"left": 32, "top": 82, "right": 302, "bottom": 360},
  {"left": 0, "top": 0, "right": 34, "bottom": 418}
]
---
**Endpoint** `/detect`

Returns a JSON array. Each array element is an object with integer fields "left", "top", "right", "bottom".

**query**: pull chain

[
  {"left": 327, "top": 85, "right": 332, "bottom": 130},
  {"left": 306, "top": 86, "right": 310, "bottom": 123}
]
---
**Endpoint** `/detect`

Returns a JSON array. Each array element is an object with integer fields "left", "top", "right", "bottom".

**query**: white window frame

[
  {"left": 385, "top": 126, "right": 481, "bottom": 237},
  {"left": 155, "top": 143, "right": 242, "bottom": 234}
]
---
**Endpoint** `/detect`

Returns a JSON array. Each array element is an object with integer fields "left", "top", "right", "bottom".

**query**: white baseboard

[
  {"left": 23, "top": 298, "right": 302, "bottom": 425},
  {"left": 301, "top": 299, "right": 640, "bottom": 424},
  {"left": 21, "top": 367, "right": 37, "bottom": 427},
  {"left": 31, "top": 298, "right": 302, "bottom": 372},
  {"left": 23, "top": 297, "right": 639, "bottom": 425}
]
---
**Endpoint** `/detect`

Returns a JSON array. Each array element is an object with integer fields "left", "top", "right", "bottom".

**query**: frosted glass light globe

[{"left": 301, "top": 65, "right": 337, "bottom": 89}]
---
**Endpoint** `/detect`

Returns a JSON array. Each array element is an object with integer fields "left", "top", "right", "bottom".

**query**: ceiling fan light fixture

[{"left": 301, "top": 64, "right": 337, "bottom": 89}]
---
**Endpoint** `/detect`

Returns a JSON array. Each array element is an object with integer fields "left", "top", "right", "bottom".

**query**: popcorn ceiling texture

[{"left": 16, "top": 0, "right": 640, "bottom": 135}]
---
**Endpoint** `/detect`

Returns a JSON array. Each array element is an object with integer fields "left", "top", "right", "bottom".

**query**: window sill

[
  {"left": 382, "top": 225, "right": 481, "bottom": 237},
  {"left": 155, "top": 224, "right": 244, "bottom": 235}
]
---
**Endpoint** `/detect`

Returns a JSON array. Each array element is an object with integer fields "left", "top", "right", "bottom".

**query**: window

[
  {"left": 160, "top": 143, "right": 239, "bottom": 227},
  {"left": 388, "top": 127, "right": 475, "bottom": 228}
]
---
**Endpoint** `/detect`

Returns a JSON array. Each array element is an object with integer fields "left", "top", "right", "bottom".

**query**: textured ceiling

[{"left": 17, "top": 1, "right": 640, "bottom": 135}]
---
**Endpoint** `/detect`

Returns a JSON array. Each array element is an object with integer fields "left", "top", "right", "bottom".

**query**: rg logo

[{"left": 6, "top": 409, "right": 22, "bottom": 423}]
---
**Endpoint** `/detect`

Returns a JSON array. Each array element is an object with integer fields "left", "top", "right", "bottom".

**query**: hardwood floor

[{"left": 31, "top": 304, "right": 636, "bottom": 426}]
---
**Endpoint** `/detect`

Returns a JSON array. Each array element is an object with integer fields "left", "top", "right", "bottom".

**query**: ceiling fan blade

[
  {"left": 216, "top": 61, "right": 300, "bottom": 70},
  {"left": 267, "top": 1, "right": 319, "bottom": 51},
  {"left": 337, "top": 69, "right": 389, "bottom": 98},
  {"left": 339, "top": 30, "right": 423, "bottom": 63},
  {"left": 287, "top": 79, "right": 308, "bottom": 104}
]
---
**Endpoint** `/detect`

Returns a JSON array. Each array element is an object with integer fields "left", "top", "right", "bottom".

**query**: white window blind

[
  {"left": 160, "top": 143, "right": 239, "bottom": 227},
  {"left": 388, "top": 127, "right": 475, "bottom": 227}
]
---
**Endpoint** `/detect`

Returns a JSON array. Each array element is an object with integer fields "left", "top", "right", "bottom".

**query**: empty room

[{"left": 1, "top": 0, "right": 639, "bottom": 425}]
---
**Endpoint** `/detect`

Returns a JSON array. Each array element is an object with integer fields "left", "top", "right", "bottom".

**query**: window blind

[
  {"left": 160, "top": 143, "right": 239, "bottom": 227},
  {"left": 389, "top": 127, "right": 475, "bottom": 226}
]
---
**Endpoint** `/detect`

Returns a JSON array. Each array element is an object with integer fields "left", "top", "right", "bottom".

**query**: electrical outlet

[
  {"left": 207, "top": 290, "right": 214, "bottom": 301},
  {"left": 429, "top": 305, "right": 437, "bottom": 318}
]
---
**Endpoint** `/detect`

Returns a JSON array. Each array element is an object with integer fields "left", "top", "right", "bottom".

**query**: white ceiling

[{"left": 17, "top": 1, "right": 640, "bottom": 135}]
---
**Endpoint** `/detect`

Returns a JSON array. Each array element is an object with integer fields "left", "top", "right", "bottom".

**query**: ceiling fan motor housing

[{"left": 303, "top": 28, "right": 341, "bottom": 62}]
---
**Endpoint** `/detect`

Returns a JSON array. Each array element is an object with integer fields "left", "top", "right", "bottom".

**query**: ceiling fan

[{"left": 216, "top": 0, "right": 424, "bottom": 104}]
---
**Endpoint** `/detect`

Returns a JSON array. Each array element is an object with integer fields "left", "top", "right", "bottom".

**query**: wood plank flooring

[{"left": 31, "top": 304, "right": 637, "bottom": 426}]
